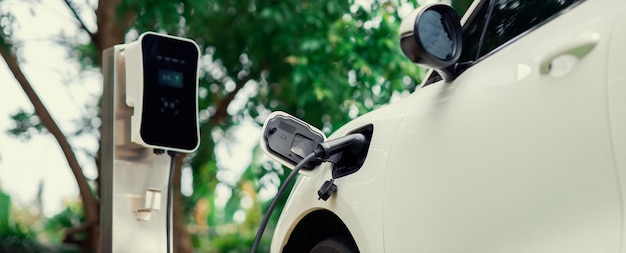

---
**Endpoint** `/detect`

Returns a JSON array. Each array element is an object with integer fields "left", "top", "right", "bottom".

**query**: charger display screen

[
  {"left": 158, "top": 69, "right": 183, "bottom": 88},
  {"left": 140, "top": 33, "right": 199, "bottom": 151}
]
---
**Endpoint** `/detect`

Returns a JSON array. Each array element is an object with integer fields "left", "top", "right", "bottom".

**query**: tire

[{"left": 310, "top": 236, "right": 359, "bottom": 253}]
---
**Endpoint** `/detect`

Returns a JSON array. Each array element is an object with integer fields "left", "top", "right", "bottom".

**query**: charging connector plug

[{"left": 316, "top": 133, "right": 367, "bottom": 160}]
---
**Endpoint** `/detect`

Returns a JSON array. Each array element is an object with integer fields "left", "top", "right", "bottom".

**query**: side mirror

[
  {"left": 399, "top": 4, "right": 462, "bottom": 81},
  {"left": 260, "top": 111, "right": 326, "bottom": 171}
]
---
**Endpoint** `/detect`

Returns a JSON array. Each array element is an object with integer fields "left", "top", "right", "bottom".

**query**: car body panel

[{"left": 607, "top": 2, "right": 626, "bottom": 250}]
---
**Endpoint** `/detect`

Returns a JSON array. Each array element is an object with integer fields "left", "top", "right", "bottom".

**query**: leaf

[
  {"left": 0, "top": 190, "right": 10, "bottom": 225},
  {"left": 6, "top": 109, "right": 45, "bottom": 141}
]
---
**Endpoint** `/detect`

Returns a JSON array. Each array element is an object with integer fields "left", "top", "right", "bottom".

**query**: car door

[
  {"left": 607, "top": 4, "right": 626, "bottom": 249},
  {"left": 384, "top": 0, "right": 623, "bottom": 252}
]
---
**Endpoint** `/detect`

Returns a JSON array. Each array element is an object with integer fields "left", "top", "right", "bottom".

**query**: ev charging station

[{"left": 100, "top": 32, "right": 200, "bottom": 253}]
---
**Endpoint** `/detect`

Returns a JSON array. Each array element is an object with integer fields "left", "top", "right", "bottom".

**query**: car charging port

[{"left": 331, "top": 125, "right": 373, "bottom": 179}]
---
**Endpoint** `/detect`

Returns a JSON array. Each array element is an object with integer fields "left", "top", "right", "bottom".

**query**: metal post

[{"left": 100, "top": 46, "right": 172, "bottom": 253}]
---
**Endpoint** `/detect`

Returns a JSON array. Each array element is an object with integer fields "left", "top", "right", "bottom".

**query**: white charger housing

[{"left": 124, "top": 32, "right": 200, "bottom": 153}]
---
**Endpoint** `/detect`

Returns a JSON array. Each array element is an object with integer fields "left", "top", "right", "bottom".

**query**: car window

[{"left": 422, "top": 0, "right": 586, "bottom": 86}]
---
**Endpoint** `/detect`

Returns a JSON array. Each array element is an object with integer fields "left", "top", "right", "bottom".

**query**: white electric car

[{"left": 260, "top": 0, "right": 626, "bottom": 252}]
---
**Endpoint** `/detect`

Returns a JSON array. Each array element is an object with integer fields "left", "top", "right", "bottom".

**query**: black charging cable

[
  {"left": 166, "top": 150, "right": 177, "bottom": 253},
  {"left": 250, "top": 150, "right": 320, "bottom": 252},
  {"left": 250, "top": 133, "right": 367, "bottom": 252}
]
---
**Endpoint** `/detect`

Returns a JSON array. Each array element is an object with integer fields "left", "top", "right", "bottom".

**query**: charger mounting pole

[{"left": 100, "top": 45, "right": 173, "bottom": 253}]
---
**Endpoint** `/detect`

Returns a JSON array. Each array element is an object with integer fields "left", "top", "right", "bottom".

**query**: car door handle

[{"left": 539, "top": 33, "right": 600, "bottom": 75}]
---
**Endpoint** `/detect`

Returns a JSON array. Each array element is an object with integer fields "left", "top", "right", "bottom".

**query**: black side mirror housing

[{"left": 399, "top": 4, "right": 463, "bottom": 81}]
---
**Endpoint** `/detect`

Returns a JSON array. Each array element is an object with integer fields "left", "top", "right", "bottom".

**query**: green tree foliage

[
  {"left": 43, "top": 202, "right": 86, "bottom": 248},
  {"left": 0, "top": 187, "right": 78, "bottom": 253},
  {"left": 452, "top": 0, "right": 474, "bottom": 16},
  {"left": 0, "top": 188, "right": 9, "bottom": 226},
  {"left": 6, "top": 109, "right": 45, "bottom": 141}
]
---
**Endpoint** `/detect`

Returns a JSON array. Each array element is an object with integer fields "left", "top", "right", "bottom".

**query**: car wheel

[{"left": 310, "top": 236, "right": 358, "bottom": 253}]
